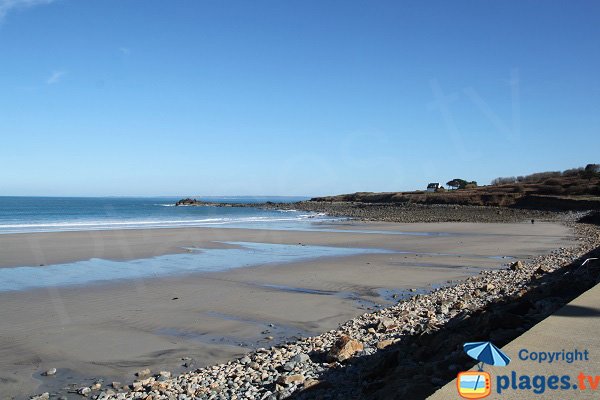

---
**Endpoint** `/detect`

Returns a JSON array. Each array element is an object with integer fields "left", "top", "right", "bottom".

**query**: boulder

[
  {"left": 327, "top": 335, "right": 364, "bottom": 362},
  {"left": 437, "top": 302, "right": 450, "bottom": 314},
  {"left": 303, "top": 379, "right": 321, "bottom": 389},
  {"left": 158, "top": 371, "right": 171, "bottom": 378},
  {"left": 240, "top": 356, "right": 251, "bottom": 364},
  {"left": 292, "top": 353, "right": 310, "bottom": 363},
  {"left": 77, "top": 387, "right": 91, "bottom": 396},
  {"left": 510, "top": 260, "right": 524, "bottom": 271},
  {"left": 283, "top": 361, "right": 295, "bottom": 371},
  {"left": 535, "top": 265, "right": 553, "bottom": 275},
  {"left": 136, "top": 368, "right": 151, "bottom": 377},
  {"left": 482, "top": 283, "right": 496, "bottom": 292},
  {"left": 376, "top": 317, "right": 397, "bottom": 332},
  {"left": 376, "top": 339, "right": 394, "bottom": 350},
  {"left": 277, "top": 374, "right": 305, "bottom": 385}
]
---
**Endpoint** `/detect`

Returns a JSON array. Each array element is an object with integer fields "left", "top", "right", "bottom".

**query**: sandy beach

[{"left": 0, "top": 221, "right": 572, "bottom": 398}]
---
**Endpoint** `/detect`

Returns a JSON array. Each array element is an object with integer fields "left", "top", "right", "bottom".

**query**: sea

[
  {"left": 0, "top": 196, "right": 333, "bottom": 235},
  {"left": 0, "top": 197, "right": 486, "bottom": 291},
  {"left": 0, "top": 196, "right": 381, "bottom": 291}
]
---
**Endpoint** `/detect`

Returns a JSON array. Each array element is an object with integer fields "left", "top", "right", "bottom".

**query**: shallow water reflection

[{"left": 0, "top": 242, "right": 391, "bottom": 292}]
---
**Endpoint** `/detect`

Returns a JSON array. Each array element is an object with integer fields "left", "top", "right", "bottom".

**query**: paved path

[{"left": 428, "top": 282, "right": 600, "bottom": 399}]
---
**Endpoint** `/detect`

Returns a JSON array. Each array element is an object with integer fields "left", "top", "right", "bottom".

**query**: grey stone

[
  {"left": 291, "top": 353, "right": 310, "bottom": 364},
  {"left": 135, "top": 368, "right": 151, "bottom": 377},
  {"left": 282, "top": 362, "right": 295, "bottom": 371},
  {"left": 240, "top": 356, "right": 251, "bottom": 364}
]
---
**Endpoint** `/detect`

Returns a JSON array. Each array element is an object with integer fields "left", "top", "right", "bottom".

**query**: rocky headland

[
  {"left": 264, "top": 201, "right": 560, "bottom": 224},
  {"left": 174, "top": 197, "right": 562, "bottom": 224}
]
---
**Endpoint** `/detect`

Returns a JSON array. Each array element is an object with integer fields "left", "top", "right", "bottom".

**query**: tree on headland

[
  {"left": 491, "top": 176, "right": 517, "bottom": 185},
  {"left": 583, "top": 164, "right": 600, "bottom": 180},
  {"left": 446, "top": 179, "right": 465, "bottom": 190},
  {"left": 490, "top": 165, "right": 600, "bottom": 185},
  {"left": 446, "top": 179, "right": 477, "bottom": 190},
  {"left": 562, "top": 168, "right": 584, "bottom": 177}
]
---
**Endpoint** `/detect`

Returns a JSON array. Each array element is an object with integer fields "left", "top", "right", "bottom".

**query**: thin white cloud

[
  {"left": 46, "top": 70, "right": 65, "bottom": 84},
  {"left": 0, "top": 0, "right": 56, "bottom": 21},
  {"left": 119, "top": 47, "right": 131, "bottom": 55}
]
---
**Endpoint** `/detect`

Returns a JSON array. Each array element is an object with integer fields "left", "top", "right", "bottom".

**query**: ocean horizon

[{"left": 0, "top": 196, "right": 332, "bottom": 235}]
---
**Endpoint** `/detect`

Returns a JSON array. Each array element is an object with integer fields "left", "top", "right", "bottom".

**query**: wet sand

[{"left": 0, "top": 222, "right": 571, "bottom": 398}]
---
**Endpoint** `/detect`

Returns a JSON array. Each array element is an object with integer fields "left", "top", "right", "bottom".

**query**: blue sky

[{"left": 0, "top": 0, "right": 598, "bottom": 196}]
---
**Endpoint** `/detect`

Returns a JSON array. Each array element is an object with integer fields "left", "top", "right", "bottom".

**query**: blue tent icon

[{"left": 464, "top": 341, "right": 511, "bottom": 369}]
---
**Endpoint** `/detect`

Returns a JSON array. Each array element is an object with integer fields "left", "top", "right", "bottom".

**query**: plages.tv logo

[{"left": 457, "top": 341, "right": 511, "bottom": 399}]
